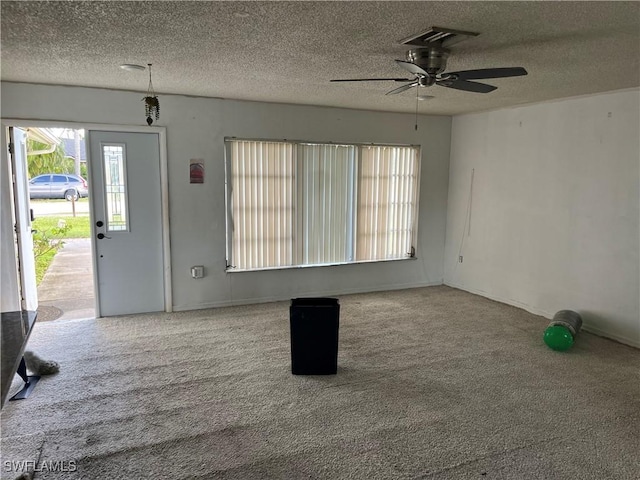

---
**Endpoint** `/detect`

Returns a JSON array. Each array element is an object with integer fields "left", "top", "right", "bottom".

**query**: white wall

[
  {"left": 445, "top": 89, "right": 640, "bottom": 347},
  {"left": 1, "top": 82, "right": 451, "bottom": 311}
]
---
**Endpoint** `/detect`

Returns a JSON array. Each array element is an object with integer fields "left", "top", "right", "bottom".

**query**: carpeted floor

[
  {"left": 1, "top": 286, "right": 638, "bottom": 479},
  {"left": 1, "top": 432, "right": 45, "bottom": 480}
]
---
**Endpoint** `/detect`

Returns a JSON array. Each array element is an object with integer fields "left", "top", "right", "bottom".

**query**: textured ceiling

[{"left": 1, "top": 1, "right": 639, "bottom": 115}]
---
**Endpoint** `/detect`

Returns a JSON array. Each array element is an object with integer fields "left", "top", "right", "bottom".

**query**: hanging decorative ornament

[{"left": 142, "top": 64, "right": 160, "bottom": 125}]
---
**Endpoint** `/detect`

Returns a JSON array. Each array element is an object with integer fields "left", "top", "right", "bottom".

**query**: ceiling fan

[{"left": 330, "top": 27, "right": 528, "bottom": 95}]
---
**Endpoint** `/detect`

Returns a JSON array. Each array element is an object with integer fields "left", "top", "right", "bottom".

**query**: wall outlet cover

[{"left": 191, "top": 266, "right": 204, "bottom": 278}]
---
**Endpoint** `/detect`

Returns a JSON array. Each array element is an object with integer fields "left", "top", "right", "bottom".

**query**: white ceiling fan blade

[
  {"left": 385, "top": 82, "right": 419, "bottom": 95},
  {"left": 395, "top": 60, "right": 429, "bottom": 76}
]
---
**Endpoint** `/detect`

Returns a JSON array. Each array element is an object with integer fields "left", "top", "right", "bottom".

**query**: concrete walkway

[{"left": 37, "top": 238, "right": 95, "bottom": 322}]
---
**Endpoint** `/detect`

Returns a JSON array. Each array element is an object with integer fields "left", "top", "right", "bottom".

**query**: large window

[{"left": 225, "top": 139, "right": 420, "bottom": 271}]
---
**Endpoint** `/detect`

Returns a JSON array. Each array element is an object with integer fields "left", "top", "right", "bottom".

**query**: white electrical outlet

[{"left": 191, "top": 266, "right": 204, "bottom": 278}]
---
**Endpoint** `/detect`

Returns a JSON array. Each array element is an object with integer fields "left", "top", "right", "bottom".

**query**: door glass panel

[{"left": 102, "top": 144, "right": 129, "bottom": 232}]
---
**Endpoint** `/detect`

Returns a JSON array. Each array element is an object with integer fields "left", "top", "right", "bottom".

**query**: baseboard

[
  {"left": 444, "top": 281, "right": 555, "bottom": 318},
  {"left": 444, "top": 281, "right": 640, "bottom": 349},
  {"left": 579, "top": 324, "right": 640, "bottom": 349},
  {"left": 172, "top": 280, "right": 443, "bottom": 312}
]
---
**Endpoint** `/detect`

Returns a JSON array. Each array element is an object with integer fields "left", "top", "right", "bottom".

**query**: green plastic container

[
  {"left": 543, "top": 310, "right": 582, "bottom": 351},
  {"left": 543, "top": 325, "right": 574, "bottom": 351}
]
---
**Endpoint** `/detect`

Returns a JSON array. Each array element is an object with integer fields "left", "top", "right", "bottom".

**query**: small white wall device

[{"left": 191, "top": 266, "right": 204, "bottom": 279}]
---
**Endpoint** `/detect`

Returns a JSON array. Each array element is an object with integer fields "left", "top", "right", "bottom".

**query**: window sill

[{"left": 226, "top": 256, "right": 417, "bottom": 273}]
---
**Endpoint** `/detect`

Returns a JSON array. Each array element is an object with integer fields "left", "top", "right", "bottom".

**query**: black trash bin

[{"left": 290, "top": 298, "right": 339, "bottom": 375}]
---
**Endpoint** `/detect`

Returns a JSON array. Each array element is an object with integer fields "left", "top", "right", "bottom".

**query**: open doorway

[
  {"left": 5, "top": 120, "right": 172, "bottom": 320},
  {"left": 25, "top": 127, "right": 95, "bottom": 322},
  {"left": 3, "top": 121, "right": 170, "bottom": 407}
]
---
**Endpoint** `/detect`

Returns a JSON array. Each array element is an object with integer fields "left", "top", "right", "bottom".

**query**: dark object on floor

[
  {"left": 290, "top": 298, "right": 340, "bottom": 375},
  {"left": 543, "top": 310, "right": 583, "bottom": 351},
  {"left": 24, "top": 351, "right": 60, "bottom": 375},
  {"left": 10, "top": 357, "right": 41, "bottom": 401}
]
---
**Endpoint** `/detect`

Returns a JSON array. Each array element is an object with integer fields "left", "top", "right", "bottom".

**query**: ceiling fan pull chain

[{"left": 415, "top": 84, "right": 419, "bottom": 131}]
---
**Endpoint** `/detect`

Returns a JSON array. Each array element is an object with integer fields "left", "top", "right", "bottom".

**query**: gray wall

[
  {"left": 1, "top": 82, "right": 452, "bottom": 311},
  {"left": 445, "top": 89, "right": 640, "bottom": 347},
  {"left": 3, "top": 82, "right": 637, "bottom": 347}
]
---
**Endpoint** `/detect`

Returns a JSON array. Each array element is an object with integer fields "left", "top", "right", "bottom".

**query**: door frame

[
  {"left": 1, "top": 119, "right": 172, "bottom": 315},
  {"left": 8, "top": 127, "right": 38, "bottom": 311}
]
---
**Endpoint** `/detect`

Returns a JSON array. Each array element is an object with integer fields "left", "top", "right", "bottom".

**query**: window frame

[
  {"left": 224, "top": 137, "right": 421, "bottom": 273},
  {"left": 100, "top": 142, "right": 131, "bottom": 233}
]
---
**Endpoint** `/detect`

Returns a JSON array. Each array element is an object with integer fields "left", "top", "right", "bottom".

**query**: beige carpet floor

[
  {"left": 1, "top": 286, "right": 638, "bottom": 479},
  {"left": 1, "top": 432, "right": 45, "bottom": 480}
]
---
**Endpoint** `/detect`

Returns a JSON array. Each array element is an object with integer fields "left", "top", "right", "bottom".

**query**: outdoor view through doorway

[{"left": 27, "top": 127, "right": 95, "bottom": 322}]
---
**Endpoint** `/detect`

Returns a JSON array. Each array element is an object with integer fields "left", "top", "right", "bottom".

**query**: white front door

[
  {"left": 9, "top": 127, "right": 38, "bottom": 312},
  {"left": 88, "top": 131, "right": 164, "bottom": 316}
]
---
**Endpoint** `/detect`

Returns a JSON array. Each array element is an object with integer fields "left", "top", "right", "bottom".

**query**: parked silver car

[{"left": 29, "top": 174, "right": 89, "bottom": 201}]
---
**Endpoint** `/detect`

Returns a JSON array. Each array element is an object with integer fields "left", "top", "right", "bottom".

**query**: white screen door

[
  {"left": 88, "top": 131, "right": 164, "bottom": 316},
  {"left": 9, "top": 127, "right": 38, "bottom": 312}
]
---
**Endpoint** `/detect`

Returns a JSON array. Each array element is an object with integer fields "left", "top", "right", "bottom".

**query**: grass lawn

[
  {"left": 32, "top": 215, "right": 91, "bottom": 239},
  {"left": 32, "top": 215, "right": 90, "bottom": 284}
]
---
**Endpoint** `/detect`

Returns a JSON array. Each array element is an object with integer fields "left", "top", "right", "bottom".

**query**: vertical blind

[
  {"left": 356, "top": 146, "right": 420, "bottom": 261},
  {"left": 230, "top": 141, "right": 295, "bottom": 270},
  {"left": 297, "top": 144, "right": 355, "bottom": 265},
  {"left": 227, "top": 139, "right": 420, "bottom": 271}
]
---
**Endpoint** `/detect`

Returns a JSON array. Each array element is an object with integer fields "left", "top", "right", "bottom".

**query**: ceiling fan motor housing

[{"left": 406, "top": 47, "right": 449, "bottom": 76}]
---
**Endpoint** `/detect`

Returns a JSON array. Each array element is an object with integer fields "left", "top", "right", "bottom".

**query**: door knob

[{"left": 97, "top": 233, "right": 111, "bottom": 240}]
